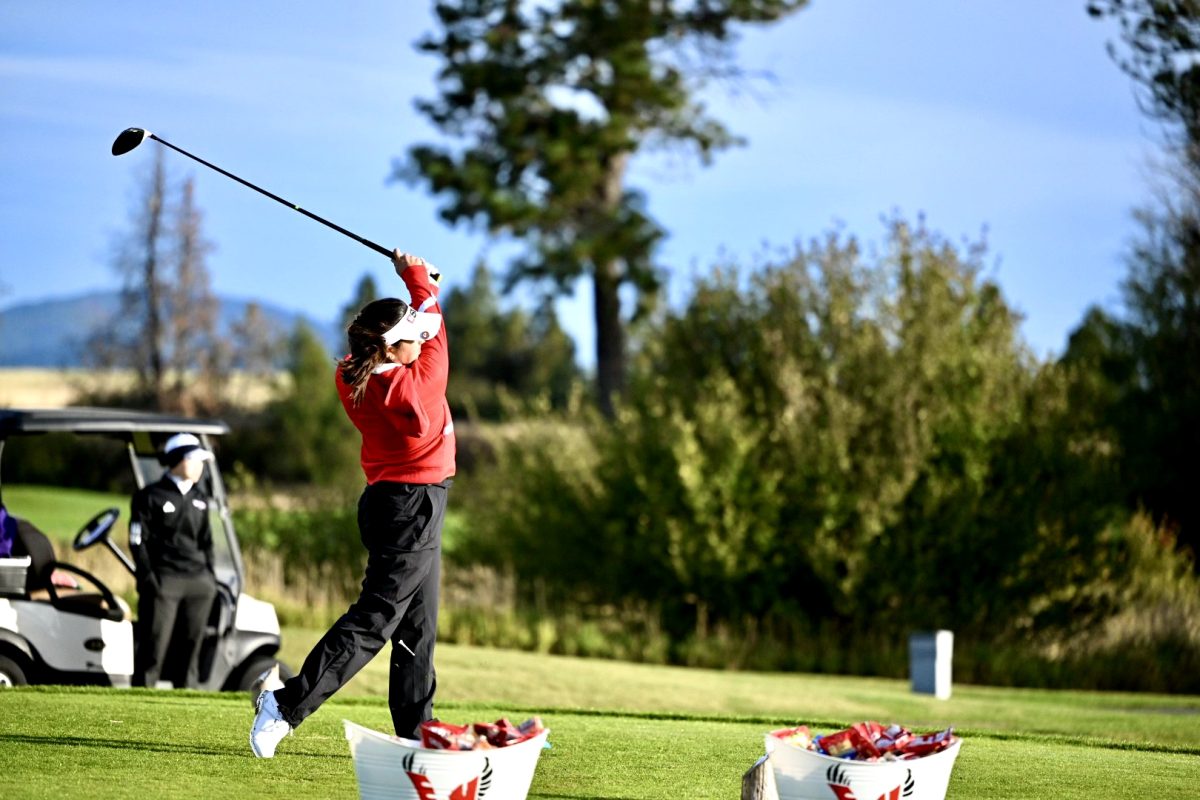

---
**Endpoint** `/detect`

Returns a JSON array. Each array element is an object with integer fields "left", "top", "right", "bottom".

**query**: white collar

[
  {"left": 372, "top": 362, "right": 402, "bottom": 374},
  {"left": 168, "top": 474, "right": 195, "bottom": 495}
]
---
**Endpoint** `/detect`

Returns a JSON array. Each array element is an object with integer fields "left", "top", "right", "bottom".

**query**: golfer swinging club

[{"left": 250, "top": 250, "right": 454, "bottom": 757}]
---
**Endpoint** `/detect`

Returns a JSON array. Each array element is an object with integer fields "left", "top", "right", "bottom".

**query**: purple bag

[{"left": 0, "top": 505, "right": 15, "bottom": 558}]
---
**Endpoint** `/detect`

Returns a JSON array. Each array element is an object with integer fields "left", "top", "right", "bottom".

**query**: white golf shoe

[{"left": 250, "top": 688, "right": 292, "bottom": 758}]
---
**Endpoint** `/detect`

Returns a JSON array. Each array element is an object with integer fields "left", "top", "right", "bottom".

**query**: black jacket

[{"left": 129, "top": 475, "right": 214, "bottom": 582}]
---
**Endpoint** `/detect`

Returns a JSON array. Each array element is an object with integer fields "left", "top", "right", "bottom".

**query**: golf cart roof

[{"left": 0, "top": 408, "right": 229, "bottom": 437}]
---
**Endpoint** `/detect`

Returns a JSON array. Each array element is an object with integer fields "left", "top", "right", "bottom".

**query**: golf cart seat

[{"left": 11, "top": 518, "right": 127, "bottom": 622}]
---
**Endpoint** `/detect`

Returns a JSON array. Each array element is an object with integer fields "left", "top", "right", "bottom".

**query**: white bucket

[
  {"left": 344, "top": 720, "right": 549, "bottom": 800},
  {"left": 766, "top": 735, "right": 962, "bottom": 800}
]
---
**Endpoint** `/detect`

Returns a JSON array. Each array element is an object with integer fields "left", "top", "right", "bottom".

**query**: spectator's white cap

[{"left": 162, "top": 433, "right": 214, "bottom": 468}]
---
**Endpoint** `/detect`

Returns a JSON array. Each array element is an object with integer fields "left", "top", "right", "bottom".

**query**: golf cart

[{"left": 0, "top": 407, "right": 289, "bottom": 690}]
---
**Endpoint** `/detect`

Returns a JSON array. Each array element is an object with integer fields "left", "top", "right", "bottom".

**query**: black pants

[
  {"left": 274, "top": 480, "right": 449, "bottom": 737},
  {"left": 135, "top": 571, "right": 217, "bottom": 688}
]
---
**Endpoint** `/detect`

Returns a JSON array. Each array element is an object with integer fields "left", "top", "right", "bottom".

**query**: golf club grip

[{"left": 147, "top": 135, "right": 438, "bottom": 275}]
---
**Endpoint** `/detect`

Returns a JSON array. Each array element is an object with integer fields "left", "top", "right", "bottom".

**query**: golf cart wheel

[{"left": 0, "top": 654, "right": 29, "bottom": 687}]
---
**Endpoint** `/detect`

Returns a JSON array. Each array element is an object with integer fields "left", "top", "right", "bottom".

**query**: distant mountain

[{"left": 0, "top": 290, "right": 341, "bottom": 367}]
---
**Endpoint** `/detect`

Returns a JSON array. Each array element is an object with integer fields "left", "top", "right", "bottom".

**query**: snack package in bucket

[
  {"left": 765, "top": 721, "right": 962, "bottom": 800},
  {"left": 344, "top": 717, "right": 550, "bottom": 800},
  {"left": 419, "top": 717, "right": 547, "bottom": 751}
]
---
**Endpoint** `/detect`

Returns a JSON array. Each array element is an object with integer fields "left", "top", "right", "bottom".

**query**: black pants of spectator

[
  {"left": 274, "top": 480, "right": 449, "bottom": 738},
  {"left": 135, "top": 571, "right": 217, "bottom": 688}
]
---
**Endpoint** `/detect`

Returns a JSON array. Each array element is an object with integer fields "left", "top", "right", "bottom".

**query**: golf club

[{"left": 111, "top": 127, "right": 440, "bottom": 280}]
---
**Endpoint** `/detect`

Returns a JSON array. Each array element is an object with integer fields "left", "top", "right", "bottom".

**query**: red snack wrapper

[
  {"left": 770, "top": 725, "right": 815, "bottom": 749},
  {"left": 465, "top": 726, "right": 496, "bottom": 749},
  {"left": 819, "top": 730, "right": 857, "bottom": 758},
  {"left": 848, "top": 723, "right": 882, "bottom": 760},
  {"left": 874, "top": 724, "right": 913, "bottom": 754},
  {"left": 473, "top": 722, "right": 506, "bottom": 748},
  {"left": 897, "top": 726, "right": 956, "bottom": 758},
  {"left": 419, "top": 721, "right": 470, "bottom": 750},
  {"left": 518, "top": 716, "right": 545, "bottom": 737},
  {"left": 419, "top": 717, "right": 546, "bottom": 751},
  {"left": 775, "top": 720, "right": 955, "bottom": 761}
]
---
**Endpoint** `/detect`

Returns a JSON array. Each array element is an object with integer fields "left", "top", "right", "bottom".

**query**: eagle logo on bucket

[
  {"left": 401, "top": 752, "right": 493, "bottom": 800},
  {"left": 825, "top": 764, "right": 914, "bottom": 800}
]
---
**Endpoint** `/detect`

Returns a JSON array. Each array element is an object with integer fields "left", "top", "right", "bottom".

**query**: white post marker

[{"left": 909, "top": 630, "right": 954, "bottom": 700}]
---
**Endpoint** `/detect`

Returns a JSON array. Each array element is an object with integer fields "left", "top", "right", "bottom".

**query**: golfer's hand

[{"left": 392, "top": 250, "right": 441, "bottom": 283}]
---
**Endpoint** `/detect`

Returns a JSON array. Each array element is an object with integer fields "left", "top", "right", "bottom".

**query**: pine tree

[
  {"left": 1082, "top": 1, "right": 1200, "bottom": 554},
  {"left": 404, "top": 0, "right": 807, "bottom": 414}
]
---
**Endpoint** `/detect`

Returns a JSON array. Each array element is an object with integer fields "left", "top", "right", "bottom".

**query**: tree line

[
  {"left": 453, "top": 216, "right": 1198, "bottom": 688},
  {"left": 395, "top": 0, "right": 1199, "bottom": 564}
]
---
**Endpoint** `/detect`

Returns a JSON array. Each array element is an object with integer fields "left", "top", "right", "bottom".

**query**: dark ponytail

[{"left": 341, "top": 298, "right": 410, "bottom": 406}]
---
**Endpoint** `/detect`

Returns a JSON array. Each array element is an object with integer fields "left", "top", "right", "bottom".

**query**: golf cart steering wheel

[{"left": 73, "top": 508, "right": 121, "bottom": 551}]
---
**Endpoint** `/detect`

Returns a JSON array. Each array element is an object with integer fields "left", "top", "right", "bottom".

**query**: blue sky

[{"left": 0, "top": 1, "right": 1153, "bottom": 365}]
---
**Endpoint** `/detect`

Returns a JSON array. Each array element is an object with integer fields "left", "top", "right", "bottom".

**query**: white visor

[
  {"left": 382, "top": 307, "right": 442, "bottom": 344},
  {"left": 162, "top": 432, "right": 214, "bottom": 465}
]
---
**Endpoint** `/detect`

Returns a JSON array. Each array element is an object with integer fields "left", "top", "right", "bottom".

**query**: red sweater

[{"left": 334, "top": 264, "right": 456, "bottom": 485}]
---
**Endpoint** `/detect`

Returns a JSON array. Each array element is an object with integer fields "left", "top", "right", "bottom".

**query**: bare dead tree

[
  {"left": 94, "top": 154, "right": 234, "bottom": 412},
  {"left": 92, "top": 150, "right": 170, "bottom": 407},
  {"left": 167, "top": 177, "right": 222, "bottom": 413}
]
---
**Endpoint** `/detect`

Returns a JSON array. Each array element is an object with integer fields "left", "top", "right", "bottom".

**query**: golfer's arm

[
  {"left": 401, "top": 265, "right": 448, "bottom": 382},
  {"left": 401, "top": 264, "right": 440, "bottom": 314}
]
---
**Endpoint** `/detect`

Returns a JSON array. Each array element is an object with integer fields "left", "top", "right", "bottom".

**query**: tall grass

[
  {"left": 15, "top": 483, "right": 1194, "bottom": 693},
  {"left": 237, "top": 534, "right": 1200, "bottom": 694},
  {"left": 0, "top": 367, "right": 281, "bottom": 410}
]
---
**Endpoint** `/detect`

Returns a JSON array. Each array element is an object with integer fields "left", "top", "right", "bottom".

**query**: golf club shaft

[{"left": 147, "top": 134, "right": 392, "bottom": 259}]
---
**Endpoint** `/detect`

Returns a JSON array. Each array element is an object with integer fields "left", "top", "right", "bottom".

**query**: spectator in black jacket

[{"left": 130, "top": 433, "right": 218, "bottom": 688}]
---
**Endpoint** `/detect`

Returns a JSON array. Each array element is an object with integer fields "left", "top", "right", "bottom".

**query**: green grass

[
  {"left": 2, "top": 675, "right": 1197, "bottom": 799},
  {"left": 1, "top": 484, "right": 130, "bottom": 543},
  {"left": 2, "top": 485, "right": 1198, "bottom": 797},
  {"left": 9, "top": 634, "right": 1193, "bottom": 798},
  {"left": 282, "top": 633, "right": 1200, "bottom": 749}
]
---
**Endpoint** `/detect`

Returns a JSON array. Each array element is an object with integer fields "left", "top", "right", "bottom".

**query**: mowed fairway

[{"left": 2, "top": 635, "right": 1199, "bottom": 799}]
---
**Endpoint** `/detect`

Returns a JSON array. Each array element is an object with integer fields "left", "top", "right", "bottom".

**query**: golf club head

[{"left": 111, "top": 127, "right": 151, "bottom": 156}]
